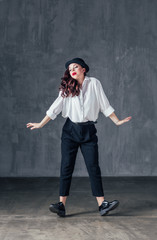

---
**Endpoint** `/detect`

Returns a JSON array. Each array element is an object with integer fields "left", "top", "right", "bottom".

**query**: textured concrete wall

[{"left": 0, "top": 0, "right": 157, "bottom": 176}]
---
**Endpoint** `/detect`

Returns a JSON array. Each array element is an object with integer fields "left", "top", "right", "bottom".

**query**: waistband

[{"left": 68, "top": 118, "right": 97, "bottom": 126}]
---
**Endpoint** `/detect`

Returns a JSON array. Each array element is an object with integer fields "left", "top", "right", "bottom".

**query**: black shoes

[
  {"left": 99, "top": 200, "right": 119, "bottom": 216},
  {"left": 49, "top": 200, "right": 119, "bottom": 217},
  {"left": 49, "top": 202, "right": 66, "bottom": 217}
]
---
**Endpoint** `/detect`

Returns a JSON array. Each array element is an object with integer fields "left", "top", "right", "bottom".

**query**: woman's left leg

[{"left": 80, "top": 129, "right": 105, "bottom": 206}]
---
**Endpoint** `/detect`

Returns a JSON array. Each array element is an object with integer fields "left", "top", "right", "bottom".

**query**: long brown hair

[{"left": 59, "top": 69, "right": 86, "bottom": 98}]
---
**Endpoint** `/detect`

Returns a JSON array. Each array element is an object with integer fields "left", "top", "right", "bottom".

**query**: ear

[{"left": 83, "top": 68, "right": 86, "bottom": 73}]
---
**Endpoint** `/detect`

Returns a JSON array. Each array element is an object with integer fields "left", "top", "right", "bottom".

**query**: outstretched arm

[
  {"left": 26, "top": 90, "right": 63, "bottom": 130},
  {"left": 109, "top": 112, "right": 132, "bottom": 126},
  {"left": 26, "top": 115, "right": 51, "bottom": 130}
]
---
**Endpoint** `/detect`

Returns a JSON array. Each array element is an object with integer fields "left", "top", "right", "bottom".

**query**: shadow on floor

[{"left": 63, "top": 201, "right": 157, "bottom": 217}]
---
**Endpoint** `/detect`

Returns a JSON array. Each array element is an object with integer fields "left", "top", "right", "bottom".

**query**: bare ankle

[
  {"left": 60, "top": 196, "right": 67, "bottom": 206},
  {"left": 96, "top": 196, "right": 105, "bottom": 206}
]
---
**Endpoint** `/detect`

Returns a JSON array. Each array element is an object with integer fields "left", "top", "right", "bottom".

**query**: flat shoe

[
  {"left": 49, "top": 201, "right": 66, "bottom": 217},
  {"left": 99, "top": 200, "right": 119, "bottom": 216}
]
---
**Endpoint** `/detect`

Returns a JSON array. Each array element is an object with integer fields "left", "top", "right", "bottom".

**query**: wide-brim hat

[{"left": 65, "top": 58, "right": 89, "bottom": 72}]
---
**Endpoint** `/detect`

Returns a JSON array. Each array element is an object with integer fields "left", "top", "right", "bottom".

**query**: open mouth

[{"left": 72, "top": 72, "right": 76, "bottom": 76}]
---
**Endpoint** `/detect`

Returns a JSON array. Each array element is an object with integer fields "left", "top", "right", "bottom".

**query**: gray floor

[{"left": 0, "top": 177, "right": 157, "bottom": 240}]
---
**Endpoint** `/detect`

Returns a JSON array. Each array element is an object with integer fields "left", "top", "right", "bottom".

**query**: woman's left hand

[{"left": 116, "top": 116, "right": 132, "bottom": 126}]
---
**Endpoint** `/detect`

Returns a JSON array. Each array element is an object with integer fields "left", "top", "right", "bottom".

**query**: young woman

[{"left": 26, "top": 58, "right": 132, "bottom": 217}]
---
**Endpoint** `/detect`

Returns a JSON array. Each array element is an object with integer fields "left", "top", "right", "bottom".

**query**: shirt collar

[
  {"left": 83, "top": 76, "right": 91, "bottom": 84},
  {"left": 84, "top": 76, "right": 90, "bottom": 81},
  {"left": 81, "top": 76, "right": 90, "bottom": 88}
]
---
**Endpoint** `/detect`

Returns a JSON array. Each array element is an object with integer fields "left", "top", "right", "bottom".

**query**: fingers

[
  {"left": 26, "top": 122, "right": 39, "bottom": 130},
  {"left": 125, "top": 116, "right": 132, "bottom": 121},
  {"left": 26, "top": 123, "right": 35, "bottom": 129},
  {"left": 26, "top": 123, "right": 33, "bottom": 126},
  {"left": 127, "top": 116, "right": 132, "bottom": 120}
]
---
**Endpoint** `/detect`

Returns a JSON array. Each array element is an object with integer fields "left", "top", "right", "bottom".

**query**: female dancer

[{"left": 26, "top": 58, "right": 132, "bottom": 217}]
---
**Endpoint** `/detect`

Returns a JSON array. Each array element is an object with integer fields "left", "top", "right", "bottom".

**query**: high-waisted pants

[{"left": 59, "top": 117, "right": 104, "bottom": 197}]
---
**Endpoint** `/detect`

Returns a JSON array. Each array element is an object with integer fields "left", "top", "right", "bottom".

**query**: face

[{"left": 68, "top": 63, "right": 86, "bottom": 79}]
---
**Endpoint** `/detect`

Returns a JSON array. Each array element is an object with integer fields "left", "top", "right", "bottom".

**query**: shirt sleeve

[
  {"left": 46, "top": 90, "right": 63, "bottom": 120},
  {"left": 97, "top": 80, "right": 115, "bottom": 117}
]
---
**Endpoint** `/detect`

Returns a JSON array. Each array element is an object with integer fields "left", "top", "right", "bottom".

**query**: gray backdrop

[{"left": 0, "top": 0, "right": 157, "bottom": 177}]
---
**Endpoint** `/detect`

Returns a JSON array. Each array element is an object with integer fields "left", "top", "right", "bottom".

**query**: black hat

[{"left": 65, "top": 58, "right": 89, "bottom": 72}]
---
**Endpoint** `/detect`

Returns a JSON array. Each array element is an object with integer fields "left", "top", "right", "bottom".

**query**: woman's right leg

[
  {"left": 59, "top": 123, "right": 79, "bottom": 203},
  {"left": 60, "top": 196, "right": 67, "bottom": 206}
]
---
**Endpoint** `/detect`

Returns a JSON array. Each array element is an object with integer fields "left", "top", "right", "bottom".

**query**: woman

[{"left": 26, "top": 58, "right": 132, "bottom": 217}]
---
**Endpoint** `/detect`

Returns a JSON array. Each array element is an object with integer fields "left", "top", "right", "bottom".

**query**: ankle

[
  {"left": 59, "top": 196, "right": 67, "bottom": 206},
  {"left": 96, "top": 196, "right": 105, "bottom": 206}
]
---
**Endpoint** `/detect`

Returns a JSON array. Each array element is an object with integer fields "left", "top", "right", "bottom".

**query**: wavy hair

[{"left": 59, "top": 68, "right": 86, "bottom": 98}]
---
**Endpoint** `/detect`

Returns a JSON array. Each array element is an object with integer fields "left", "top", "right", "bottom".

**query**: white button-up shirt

[{"left": 46, "top": 76, "right": 115, "bottom": 123}]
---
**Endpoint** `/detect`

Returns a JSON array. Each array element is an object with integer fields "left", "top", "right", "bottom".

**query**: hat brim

[{"left": 65, "top": 60, "right": 89, "bottom": 73}]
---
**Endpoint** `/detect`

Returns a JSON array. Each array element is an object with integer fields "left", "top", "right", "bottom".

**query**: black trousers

[{"left": 59, "top": 117, "right": 104, "bottom": 197}]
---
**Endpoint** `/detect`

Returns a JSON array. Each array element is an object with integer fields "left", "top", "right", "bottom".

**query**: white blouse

[{"left": 46, "top": 76, "right": 115, "bottom": 123}]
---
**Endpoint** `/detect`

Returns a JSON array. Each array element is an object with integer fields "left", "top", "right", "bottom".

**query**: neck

[{"left": 76, "top": 75, "right": 85, "bottom": 86}]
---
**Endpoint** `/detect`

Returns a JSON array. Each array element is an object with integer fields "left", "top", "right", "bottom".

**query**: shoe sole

[
  {"left": 100, "top": 201, "right": 119, "bottom": 216},
  {"left": 49, "top": 205, "right": 66, "bottom": 217}
]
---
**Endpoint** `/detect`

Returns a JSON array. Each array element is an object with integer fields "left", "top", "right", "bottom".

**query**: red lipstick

[{"left": 72, "top": 72, "right": 76, "bottom": 76}]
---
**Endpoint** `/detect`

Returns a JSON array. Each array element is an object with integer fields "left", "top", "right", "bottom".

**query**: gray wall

[{"left": 0, "top": 0, "right": 157, "bottom": 177}]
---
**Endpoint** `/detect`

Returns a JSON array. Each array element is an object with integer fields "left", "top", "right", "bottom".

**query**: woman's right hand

[{"left": 26, "top": 122, "right": 42, "bottom": 130}]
